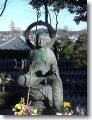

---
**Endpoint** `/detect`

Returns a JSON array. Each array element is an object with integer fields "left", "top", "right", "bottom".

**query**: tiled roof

[{"left": 0, "top": 36, "right": 30, "bottom": 50}]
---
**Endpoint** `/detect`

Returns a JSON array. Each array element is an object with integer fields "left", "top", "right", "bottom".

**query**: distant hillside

[
  {"left": 57, "top": 29, "right": 87, "bottom": 36},
  {"left": 0, "top": 31, "right": 10, "bottom": 35},
  {"left": 69, "top": 30, "right": 87, "bottom": 35},
  {"left": 0, "top": 29, "right": 87, "bottom": 36}
]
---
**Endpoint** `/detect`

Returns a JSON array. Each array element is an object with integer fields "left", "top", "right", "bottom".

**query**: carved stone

[{"left": 17, "top": 21, "right": 63, "bottom": 114}]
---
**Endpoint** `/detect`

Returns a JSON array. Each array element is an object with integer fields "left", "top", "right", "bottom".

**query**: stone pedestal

[{"left": 29, "top": 85, "right": 53, "bottom": 114}]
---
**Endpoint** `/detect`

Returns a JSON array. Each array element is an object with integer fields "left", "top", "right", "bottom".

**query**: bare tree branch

[{"left": 0, "top": 0, "right": 8, "bottom": 17}]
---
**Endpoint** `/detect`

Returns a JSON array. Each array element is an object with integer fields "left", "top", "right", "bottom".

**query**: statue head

[
  {"left": 36, "top": 32, "right": 51, "bottom": 47},
  {"left": 36, "top": 32, "right": 46, "bottom": 47}
]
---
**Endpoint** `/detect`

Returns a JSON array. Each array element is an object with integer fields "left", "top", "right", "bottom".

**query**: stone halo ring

[{"left": 23, "top": 20, "right": 56, "bottom": 48}]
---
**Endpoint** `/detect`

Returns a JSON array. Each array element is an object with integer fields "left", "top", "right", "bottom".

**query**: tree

[
  {"left": 55, "top": 31, "right": 87, "bottom": 67},
  {"left": 73, "top": 31, "right": 87, "bottom": 67},
  {"left": 74, "top": 31, "right": 87, "bottom": 51},
  {"left": 10, "top": 21, "right": 22, "bottom": 38},
  {"left": 55, "top": 34, "right": 74, "bottom": 59},
  {"left": 65, "top": 0, "right": 87, "bottom": 24},
  {"left": 28, "top": 0, "right": 87, "bottom": 59},
  {"left": 29, "top": 0, "right": 87, "bottom": 24},
  {"left": 28, "top": 0, "right": 67, "bottom": 59},
  {"left": 29, "top": 0, "right": 66, "bottom": 26},
  {"left": 10, "top": 21, "right": 15, "bottom": 38}
]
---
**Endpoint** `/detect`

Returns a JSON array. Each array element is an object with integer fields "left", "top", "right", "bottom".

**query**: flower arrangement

[
  {"left": 12, "top": 97, "right": 38, "bottom": 115},
  {"left": 63, "top": 102, "right": 73, "bottom": 115},
  {"left": 0, "top": 73, "right": 12, "bottom": 92},
  {"left": 64, "top": 102, "right": 71, "bottom": 108},
  {"left": 0, "top": 73, "right": 12, "bottom": 84},
  {"left": 56, "top": 101, "right": 73, "bottom": 115}
]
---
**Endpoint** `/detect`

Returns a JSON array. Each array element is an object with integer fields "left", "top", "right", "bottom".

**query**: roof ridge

[{"left": 0, "top": 37, "right": 17, "bottom": 47}]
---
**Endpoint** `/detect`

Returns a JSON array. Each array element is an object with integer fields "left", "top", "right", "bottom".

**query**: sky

[{"left": 0, "top": 0, "right": 87, "bottom": 31}]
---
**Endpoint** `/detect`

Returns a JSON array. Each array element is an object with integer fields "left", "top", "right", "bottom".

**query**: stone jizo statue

[{"left": 17, "top": 32, "right": 63, "bottom": 112}]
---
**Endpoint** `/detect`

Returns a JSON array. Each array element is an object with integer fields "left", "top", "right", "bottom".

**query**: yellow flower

[
  {"left": 20, "top": 97, "right": 25, "bottom": 104},
  {"left": 21, "top": 105, "right": 25, "bottom": 111},
  {"left": 22, "top": 112, "right": 26, "bottom": 115},
  {"left": 32, "top": 108, "right": 37, "bottom": 114},
  {"left": 17, "top": 112, "right": 22, "bottom": 116},
  {"left": 12, "top": 108, "right": 16, "bottom": 112},
  {"left": 64, "top": 102, "right": 71, "bottom": 108},
  {"left": 15, "top": 103, "right": 21, "bottom": 110},
  {"left": 12, "top": 97, "right": 38, "bottom": 116}
]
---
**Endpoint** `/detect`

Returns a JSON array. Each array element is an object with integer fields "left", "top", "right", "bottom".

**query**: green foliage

[
  {"left": 74, "top": 32, "right": 87, "bottom": 51},
  {"left": 56, "top": 31, "right": 87, "bottom": 68},
  {"left": 66, "top": 0, "right": 87, "bottom": 24},
  {"left": 29, "top": 0, "right": 87, "bottom": 24},
  {"left": 73, "top": 32, "right": 87, "bottom": 67},
  {"left": 60, "top": 48, "right": 74, "bottom": 59},
  {"left": 55, "top": 35, "right": 74, "bottom": 59},
  {"left": 29, "top": 0, "right": 43, "bottom": 9},
  {"left": 73, "top": 50, "right": 87, "bottom": 68},
  {"left": 29, "top": 0, "right": 66, "bottom": 12},
  {"left": 0, "top": 72, "right": 12, "bottom": 85}
]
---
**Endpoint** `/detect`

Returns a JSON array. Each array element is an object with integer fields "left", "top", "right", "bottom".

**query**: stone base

[
  {"left": 31, "top": 101, "right": 57, "bottom": 115},
  {"left": 31, "top": 101, "right": 46, "bottom": 115},
  {"left": 29, "top": 85, "right": 53, "bottom": 115},
  {"left": 42, "top": 108, "right": 57, "bottom": 115}
]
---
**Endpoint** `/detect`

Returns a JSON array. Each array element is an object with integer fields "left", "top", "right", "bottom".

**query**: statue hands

[{"left": 35, "top": 70, "right": 44, "bottom": 77}]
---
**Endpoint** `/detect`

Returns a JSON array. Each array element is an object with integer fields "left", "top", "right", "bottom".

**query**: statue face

[
  {"left": 36, "top": 38, "right": 44, "bottom": 47},
  {"left": 36, "top": 33, "right": 46, "bottom": 47}
]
